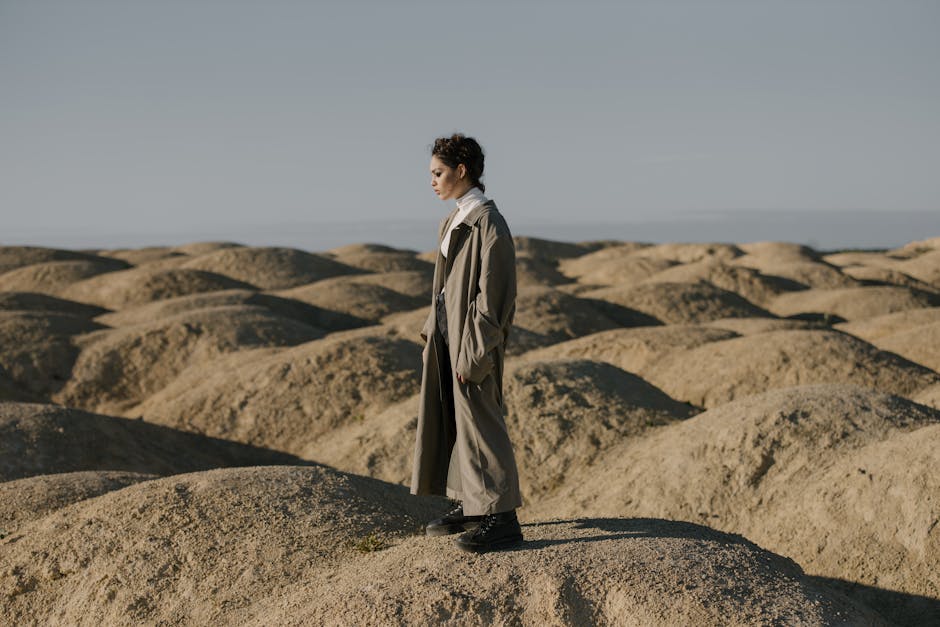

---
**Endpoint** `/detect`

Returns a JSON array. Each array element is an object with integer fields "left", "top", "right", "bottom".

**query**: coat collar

[{"left": 459, "top": 199, "right": 496, "bottom": 227}]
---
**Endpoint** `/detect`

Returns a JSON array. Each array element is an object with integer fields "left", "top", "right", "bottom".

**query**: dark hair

[{"left": 431, "top": 133, "right": 486, "bottom": 193}]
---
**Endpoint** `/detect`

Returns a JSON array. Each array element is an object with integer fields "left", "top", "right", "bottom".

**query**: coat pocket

[{"left": 455, "top": 300, "right": 497, "bottom": 383}]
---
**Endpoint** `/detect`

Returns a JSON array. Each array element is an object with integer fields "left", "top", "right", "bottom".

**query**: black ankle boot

[
  {"left": 426, "top": 501, "right": 484, "bottom": 536},
  {"left": 454, "top": 509, "right": 523, "bottom": 552}
]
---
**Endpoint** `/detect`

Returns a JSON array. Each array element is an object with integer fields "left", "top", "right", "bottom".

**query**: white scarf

[{"left": 440, "top": 186, "right": 487, "bottom": 258}]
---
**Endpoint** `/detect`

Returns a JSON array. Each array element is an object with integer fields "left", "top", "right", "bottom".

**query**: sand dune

[
  {"left": 526, "top": 386, "right": 939, "bottom": 624},
  {"left": 0, "top": 311, "right": 106, "bottom": 398},
  {"left": 732, "top": 258, "right": 859, "bottom": 289},
  {"left": 0, "top": 402, "right": 303, "bottom": 483},
  {"left": 63, "top": 266, "right": 257, "bottom": 309},
  {"left": 0, "top": 291, "right": 107, "bottom": 318},
  {"left": 520, "top": 324, "right": 737, "bottom": 374},
  {"left": 325, "top": 243, "right": 434, "bottom": 274},
  {"left": 0, "top": 470, "right": 156, "bottom": 528},
  {"left": 277, "top": 278, "right": 426, "bottom": 322},
  {"left": 0, "top": 466, "right": 442, "bottom": 625},
  {"left": 0, "top": 465, "right": 882, "bottom": 626},
  {"left": 643, "top": 329, "right": 939, "bottom": 408},
  {"left": 1, "top": 236, "right": 937, "bottom": 625},
  {"left": 55, "top": 305, "right": 326, "bottom": 414},
  {"left": 557, "top": 243, "right": 674, "bottom": 285},
  {"left": 135, "top": 333, "right": 422, "bottom": 457},
  {"left": 0, "top": 246, "right": 114, "bottom": 275},
  {"left": 769, "top": 286, "right": 939, "bottom": 321},
  {"left": 502, "top": 358, "right": 695, "bottom": 499},
  {"left": 508, "top": 286, "right": 626, "bottom": 353},
  {"left": 180, "top": 246, "right": 366, "bottom": 289},
  {"left": 0, "top": 258, "right": 131, "bottom": 295},
  {"left": 641, "top": 259, "right": 804, "bottom": 305},
  {"left": 582, "top": 281, "right": 772, "bottom": 324}
]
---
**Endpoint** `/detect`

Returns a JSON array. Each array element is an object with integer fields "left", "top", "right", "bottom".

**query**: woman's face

[{"left": 430, "top": 155, "right": 469, "bottom": 201}]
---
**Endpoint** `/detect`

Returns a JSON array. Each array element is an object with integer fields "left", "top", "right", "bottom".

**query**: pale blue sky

[{"left": 2, "top": 0, "right": 937, "bottom": 249}]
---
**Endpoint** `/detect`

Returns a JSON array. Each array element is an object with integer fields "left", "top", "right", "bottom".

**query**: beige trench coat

[{"left": 409, "top": 199, "right": 523, "bottom": 516}]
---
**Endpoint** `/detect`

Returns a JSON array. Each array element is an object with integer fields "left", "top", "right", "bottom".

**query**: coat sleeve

[{"left": 455, "top": 231, "right": 516, "bottom": 383}]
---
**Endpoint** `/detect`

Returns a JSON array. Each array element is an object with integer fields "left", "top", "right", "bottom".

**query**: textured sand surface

[{"left": 1, "top": 237, "right": 938, "bottom": 625}]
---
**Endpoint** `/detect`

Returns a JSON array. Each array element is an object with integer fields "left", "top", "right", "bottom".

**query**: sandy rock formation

[
  {"left": 0, "top": 465, "right": 883, "bottom": 626},
  {"left": 643, "top": 329, "right": 939, "bottom": 408},
  {"left": 63, "top": 266, "right": 256, "bottom": 309},
  {"left": 582, "top": 281, "right": 772, "bottom": 325},
  {"left": 0, "top": 402, "right": 304, "bottom": 483},
  {"left": 0, "top": 470, "right": 155, "bottom": 528},
  {"left": 55, "top": 305, "right": 325, "bottom": 414},
  {"left": 641, "top": 259, "right": 804, "bottom": 305},
  {"left": 0, "top": 246, "right": 113, "bottom": 275},
  {"left": 769, "top": 286, "right": 939, "bottom": 321},
  {"left": 277, "top": 279, "right": 425, "bottom": 322},
  {"left": 135, "top": 334, "right": 422, "bottom": 457},
  {"left": 0, "top": 292, "right": 107, "bottom": 318},
  {"left": 0, "top": 311, "right": 106, "bottom": 398},
  {"left": 181, "top": 246, "right": 366, "bottom": 289},
  {"left": 0, "top": 258, "right": 131, "bottom": 295},
  {"left": 520, "top": 325, "right": 737, "bottom": 375}
]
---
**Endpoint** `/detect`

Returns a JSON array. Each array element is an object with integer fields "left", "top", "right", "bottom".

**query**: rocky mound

[
  {"left": 738, "top": 241, "right": 820, "bottom": 263},
  {"left": 0, "top": 292, "right": 107, "bottom": 318},
  {"left": 289, "top": 269, "right": 431, "bottom": 301},
  {"left": 512, "top": 236, "right": 602, "bottom": 261},
  {"left": 732, "top": 258, "right": 859, "bottom": 289},
  {"left": 527, "top": 386, "right": 938, "bottom": 625},
  {"left": 558, "top": 246, "right": 675, "bottom": 285},
  {"left": 520, "top": 325, "right": 737, "bottom": 374},
  {"left": 892, "top": 249, "right": 940, "bottom": 287},
  {"left": 62, "top": 266, "right": 256, "bottom": 309},
  {"left": 0, "top": 465, "right": 882, "bottom": 626},
  {"left": 821, "top": 250, "right": 897, "bottom": 268},
  {"left": 0, "top": 470, "right": 155, "bottom": 528},
  {"left": 0, "top": 466, "right": 443, "bottom": 625},
  {"left": 835, "top": 307, "right": 940, "bottom": 341},
  {"left": 702, "top": 317, "right": 819, "bottom": 335},
  {"left": 582, "top": 281, "right": 772, "bottom": 325},
  {"left": 914, "top": 382, "right": 940, "bottom": 409},
  {"left": 135, "top": 334, "right": 422, "bottom": 457},
  {"left": 0, "top": 402, "right": 304, "bottom": 483},
  {"left": 635, "top": 242, "right": 744, "bottom": 264},
  {"left": 642, "top": 329, "right": 939, "bottom": 408},
  {"left": 502, "top": 358, "right": 695, "bottom": 499},
  {"left": 864, "top": 320, "right": 940, "bottom": 372},
  {"left": 760, "top": 423, "right": 940, "bottom": 625},
  {"left": 0, "top": 246, "right": 110, "bottom": 275},
  {"left": 841, "top": 264, "right": 939, "bottom": 292},
  {"left": 170, "top": 241, "right": 243, "bottom": 256},
  {"left": 96, "top": 288, "right": 368, "bottom": 332},
  {"left": 96, "top": 246, "right": 185, "bottom": 266},
  {"left": 515, "top": 254, "right": 573, "bottom": 287},
  {"left": 769, "top": 286, "right": 939, "bottom": 321},
  {"left": 292, "top": 518, "right": 881, "bottom": 626},
  {"left": 325, "top": 243, "right": 433, "bottom": 274},
  {"left": 0, "top": 258, "right": 130, "bottom": 295},
  {"left": 0, "top": 311, "right": 106, "bottom": 398},
  {"left": 180, "top": 246, "right": 365, "bottom": 289},
  {"left": 641, "top": 259, "right": 804, "bottom": 305},
  {"left": 508, "top": 286, "right": 626, "bottom": 354},
  {"left": 277, "top": 279, "right": 425, "bottom": 322},
  {"left": 55, "top": 305, "right": 325, "bottom": 414}
]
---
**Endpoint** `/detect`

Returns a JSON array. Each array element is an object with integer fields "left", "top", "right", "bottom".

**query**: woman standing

[{"left": 410, "top": 133, "right": 524, "bottom": 553}]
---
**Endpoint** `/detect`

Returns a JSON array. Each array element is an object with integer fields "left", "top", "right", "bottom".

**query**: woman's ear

[{"left": 456, "top": 163, "right": 467, "bottom": 179}]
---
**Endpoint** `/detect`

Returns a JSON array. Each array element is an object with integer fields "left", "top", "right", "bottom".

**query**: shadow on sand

[{"left": 513, "top": 517, "right": 938, "bottom": 627}]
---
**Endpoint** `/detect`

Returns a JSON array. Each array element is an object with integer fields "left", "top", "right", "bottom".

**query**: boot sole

[
  {"left": 426, "top": 521, "right": 482, "bottom": 537},
  {"left": 455, "top": 533, "right": 523, "bottom": 553}
]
